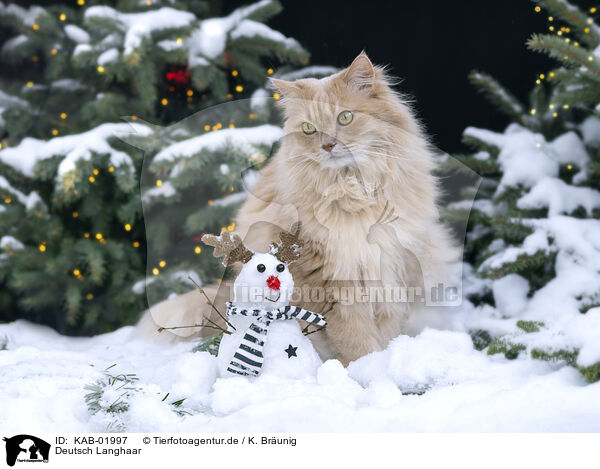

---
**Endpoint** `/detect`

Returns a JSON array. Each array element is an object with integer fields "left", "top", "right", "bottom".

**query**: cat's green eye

[
  {"left": 301, "top": 122, "right": 316, "bottom": 135},
  {"left": 337, "top": 110, "right": 354, "bottom": 126}
]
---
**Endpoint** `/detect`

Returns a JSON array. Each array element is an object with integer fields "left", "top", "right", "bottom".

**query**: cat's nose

[{"left": 321, "top": 142, "right": 336, "bottom": 152}]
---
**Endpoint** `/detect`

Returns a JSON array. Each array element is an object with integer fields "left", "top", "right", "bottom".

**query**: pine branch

[
  {"left": 533, "top": 0, "right": 600, "bottom": 47},
  {"left": 469, "top": 71, "right": 527, "bottom": 122},
  {"left": 527, "top": 33, "right": 600, "bottom": 81}
]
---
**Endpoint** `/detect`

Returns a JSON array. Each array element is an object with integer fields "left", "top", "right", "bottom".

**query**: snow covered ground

[{"left": 1, "top": 315, "right": 599, "bottom": 433}]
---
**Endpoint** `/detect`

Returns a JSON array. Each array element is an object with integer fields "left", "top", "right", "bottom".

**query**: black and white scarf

[{"left": 225, "top": 302, "right": 327, "bottom": 377}]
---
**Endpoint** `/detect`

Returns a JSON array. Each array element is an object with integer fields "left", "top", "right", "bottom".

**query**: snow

[
  {"left": 97, "top": 47, "right": 119, "bottom": 65},
  {"left": 230, "top": 19, "right": 301, "bottom": 52},
  {"left": 157, "top": 39, "right": 184, "bottom": 52},
  {"left": 1, "top": 320, "right": 599, "bottom": 432},
  {"left": 480, "top": 229, "right": 550, "bottom": 272},
  {"left": 154, "top": 125, "right": 283, "bottom": 163},
  {"left": 0, "top": 123, "right": 152, "bottom": 181},
  {"left": 0, "top": 176, "right": 44, "bottom": 211},
  {"left": 464, "top": 124, "right": 589, "bottom": 194},
  {"left": 250, "top": 88, "right": 270, "bottom": 112},
  {"left": 492, "top": 274, "right": 529, "bottom": 317},
  {"left": 193, "top": 19, "right": 228, "bottom": 60},
  {"left": 72, "top": 43, "right": 92, "bottom": 57},
  {"left": 580, "top": 116, "right": 600, "bottom": 146},
  {"left": 188, "top": 0, "right": 289, "bottom": 65},
  {"left": 64, "top": 24, "right": 90, "bottom": 44},
  {"left": 50, "top": 79, "right": 87, "bottom": 91},
  {"left": 84, "top": 6, "right": 195, "bottom": 56},
  {"left": 0, "top": 3, "right": 45, "bottom": 26},
  {"left": 0, "top": 236, "right": 24, "bottom": 250},
  {"left": 142, "top": 180, "right": 176, "bottom": 203},
  {"left": 1, "top": 34, "right": 28, "bottom": 52},
  {"left": 469, "top": 214, "right": 600, "bottom": 373},
  {"left": 277, "top": 66, "right": 339, "bottom": 81},
  {"left": 517, "top": 177, "right": 600, "bottom": 216},
  {"left": 0, "top": 90, "right": 27, "bottom": 127},
  {"left": 210, "top": 192, "right": 247, "bottom": 207}
]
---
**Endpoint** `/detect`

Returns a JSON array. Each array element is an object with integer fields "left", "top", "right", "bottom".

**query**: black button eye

[
  {"left": 276, "top": 263, "right": 285, "bottom": 272},
  {"left": 257, "top": 264, "right": 266, "bottom": 273}
]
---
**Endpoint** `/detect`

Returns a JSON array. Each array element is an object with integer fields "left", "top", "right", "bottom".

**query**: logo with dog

[{"left": 2, "top": 435, "right": 50, "bottom": 466}]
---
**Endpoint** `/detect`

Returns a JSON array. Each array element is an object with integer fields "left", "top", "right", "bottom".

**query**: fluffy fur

[{"left": 137, "top": 52, "right": 459, "bottom": 365}]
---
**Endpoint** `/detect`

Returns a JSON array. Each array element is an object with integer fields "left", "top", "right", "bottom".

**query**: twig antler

[
  {"left": 202, "top": 230, "right": 254, "bottom": 266},
  {"left": 271, "top": 222, "right": 303, "bottom": 264},
  {"left": 187, "top": 275, "right": 236, "bottom": 331},
  {"left": 302, "top": 301, "right": 335, "bottom": 335}
]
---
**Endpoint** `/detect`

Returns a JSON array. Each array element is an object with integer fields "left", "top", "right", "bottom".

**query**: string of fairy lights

[
  {"left": 530, "top": 4, "right": 598, "bottom": 118},
  {"left": 0, "top": 2, "right": 286, "bottom": 285},
  {"left": 23, "top": 4, "right": 281, "bottom": 137}
]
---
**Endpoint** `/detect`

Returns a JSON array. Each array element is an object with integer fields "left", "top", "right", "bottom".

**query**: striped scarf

[{"left": 225, "top": 302, "right": 327, "bottom": 377}]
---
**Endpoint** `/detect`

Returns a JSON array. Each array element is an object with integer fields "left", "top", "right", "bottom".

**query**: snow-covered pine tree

[
  {"left": 0, "top": 0, "right": 332, "bottom": 334},
  {"left": 448, "top": 0, "right": 600, "bottom": 382}
]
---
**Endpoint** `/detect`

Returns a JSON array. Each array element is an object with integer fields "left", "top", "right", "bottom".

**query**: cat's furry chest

[{"left": 304, "top": 205, "right": 386, "bottom": 282}]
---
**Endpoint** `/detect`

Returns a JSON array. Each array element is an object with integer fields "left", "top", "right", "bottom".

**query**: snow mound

[{"left": 1, "top": 320, "right": 599, "bottom": 432}]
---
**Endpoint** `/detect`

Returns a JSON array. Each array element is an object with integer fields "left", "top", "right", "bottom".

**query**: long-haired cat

[{"left": 137, "top": 52, "right": 459, "bottom": 365}]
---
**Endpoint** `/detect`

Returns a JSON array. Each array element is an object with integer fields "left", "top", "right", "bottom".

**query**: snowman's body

[
  {"left": 217, "top": 316, "right": 322, "bottom": 378},
  {"left": 215, "top": 252, "right": 324, "bottom": 378}
]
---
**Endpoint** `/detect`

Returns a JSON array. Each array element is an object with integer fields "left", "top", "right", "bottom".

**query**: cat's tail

[{"left": 133, "top": 284, "right": 226, "bottom": 343}]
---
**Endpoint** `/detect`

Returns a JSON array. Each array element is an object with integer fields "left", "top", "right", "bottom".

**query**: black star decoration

[{"left": 284, "top": 344, "right": 298, "bottom": 358}]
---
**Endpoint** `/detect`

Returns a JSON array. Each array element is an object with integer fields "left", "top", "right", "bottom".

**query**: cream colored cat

[{"left": 137, "top": 52, "right": 459, "bottom": 365}]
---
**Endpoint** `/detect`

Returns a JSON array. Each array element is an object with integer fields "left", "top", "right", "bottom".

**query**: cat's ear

[
  {"left": 269, "top": 78, "right": 301, "bottom": 98},
  {"left": 341, "top": 52, "right": 376, "bottom": 95}
]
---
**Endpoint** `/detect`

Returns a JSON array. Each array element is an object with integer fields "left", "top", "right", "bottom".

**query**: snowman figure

[{"left": 202, "top": 223, "right": 326, "bottom": 379}]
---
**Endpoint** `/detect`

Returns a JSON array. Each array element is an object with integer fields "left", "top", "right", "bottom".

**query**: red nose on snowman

[{"left": 267, "top": 275, "right": 280, "bottom": 290}]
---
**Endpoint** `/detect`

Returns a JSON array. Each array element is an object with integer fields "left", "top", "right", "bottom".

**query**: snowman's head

[
  {"left": 234, "top": 252, "right": 294, "bottom": 310},
  {"left": 202, "top": 222, "right": 303, "bottom": 310}
]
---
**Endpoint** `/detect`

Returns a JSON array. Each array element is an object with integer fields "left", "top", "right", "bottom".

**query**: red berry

[{"left": 267, "top": 275, "right": 280, "bottom": 290}]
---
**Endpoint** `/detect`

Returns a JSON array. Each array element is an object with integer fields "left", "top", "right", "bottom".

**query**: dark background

[{"left": 228, "top": 0, "right": 595, "bottom": 154}]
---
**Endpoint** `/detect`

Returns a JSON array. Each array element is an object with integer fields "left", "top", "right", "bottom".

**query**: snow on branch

[
  {"left": 153, "top": 124, "right": 283, "bottom": 163},
  {"left": 0, "top": 122, "right": 152, "bottom": 180},
  {"left": 85, "top": 6, "right": 195, "bottom": 56}
]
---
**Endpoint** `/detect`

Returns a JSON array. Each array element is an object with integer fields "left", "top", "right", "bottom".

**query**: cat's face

[{"left": 271, "top": 53, "right": 409, "bottom": 171}]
